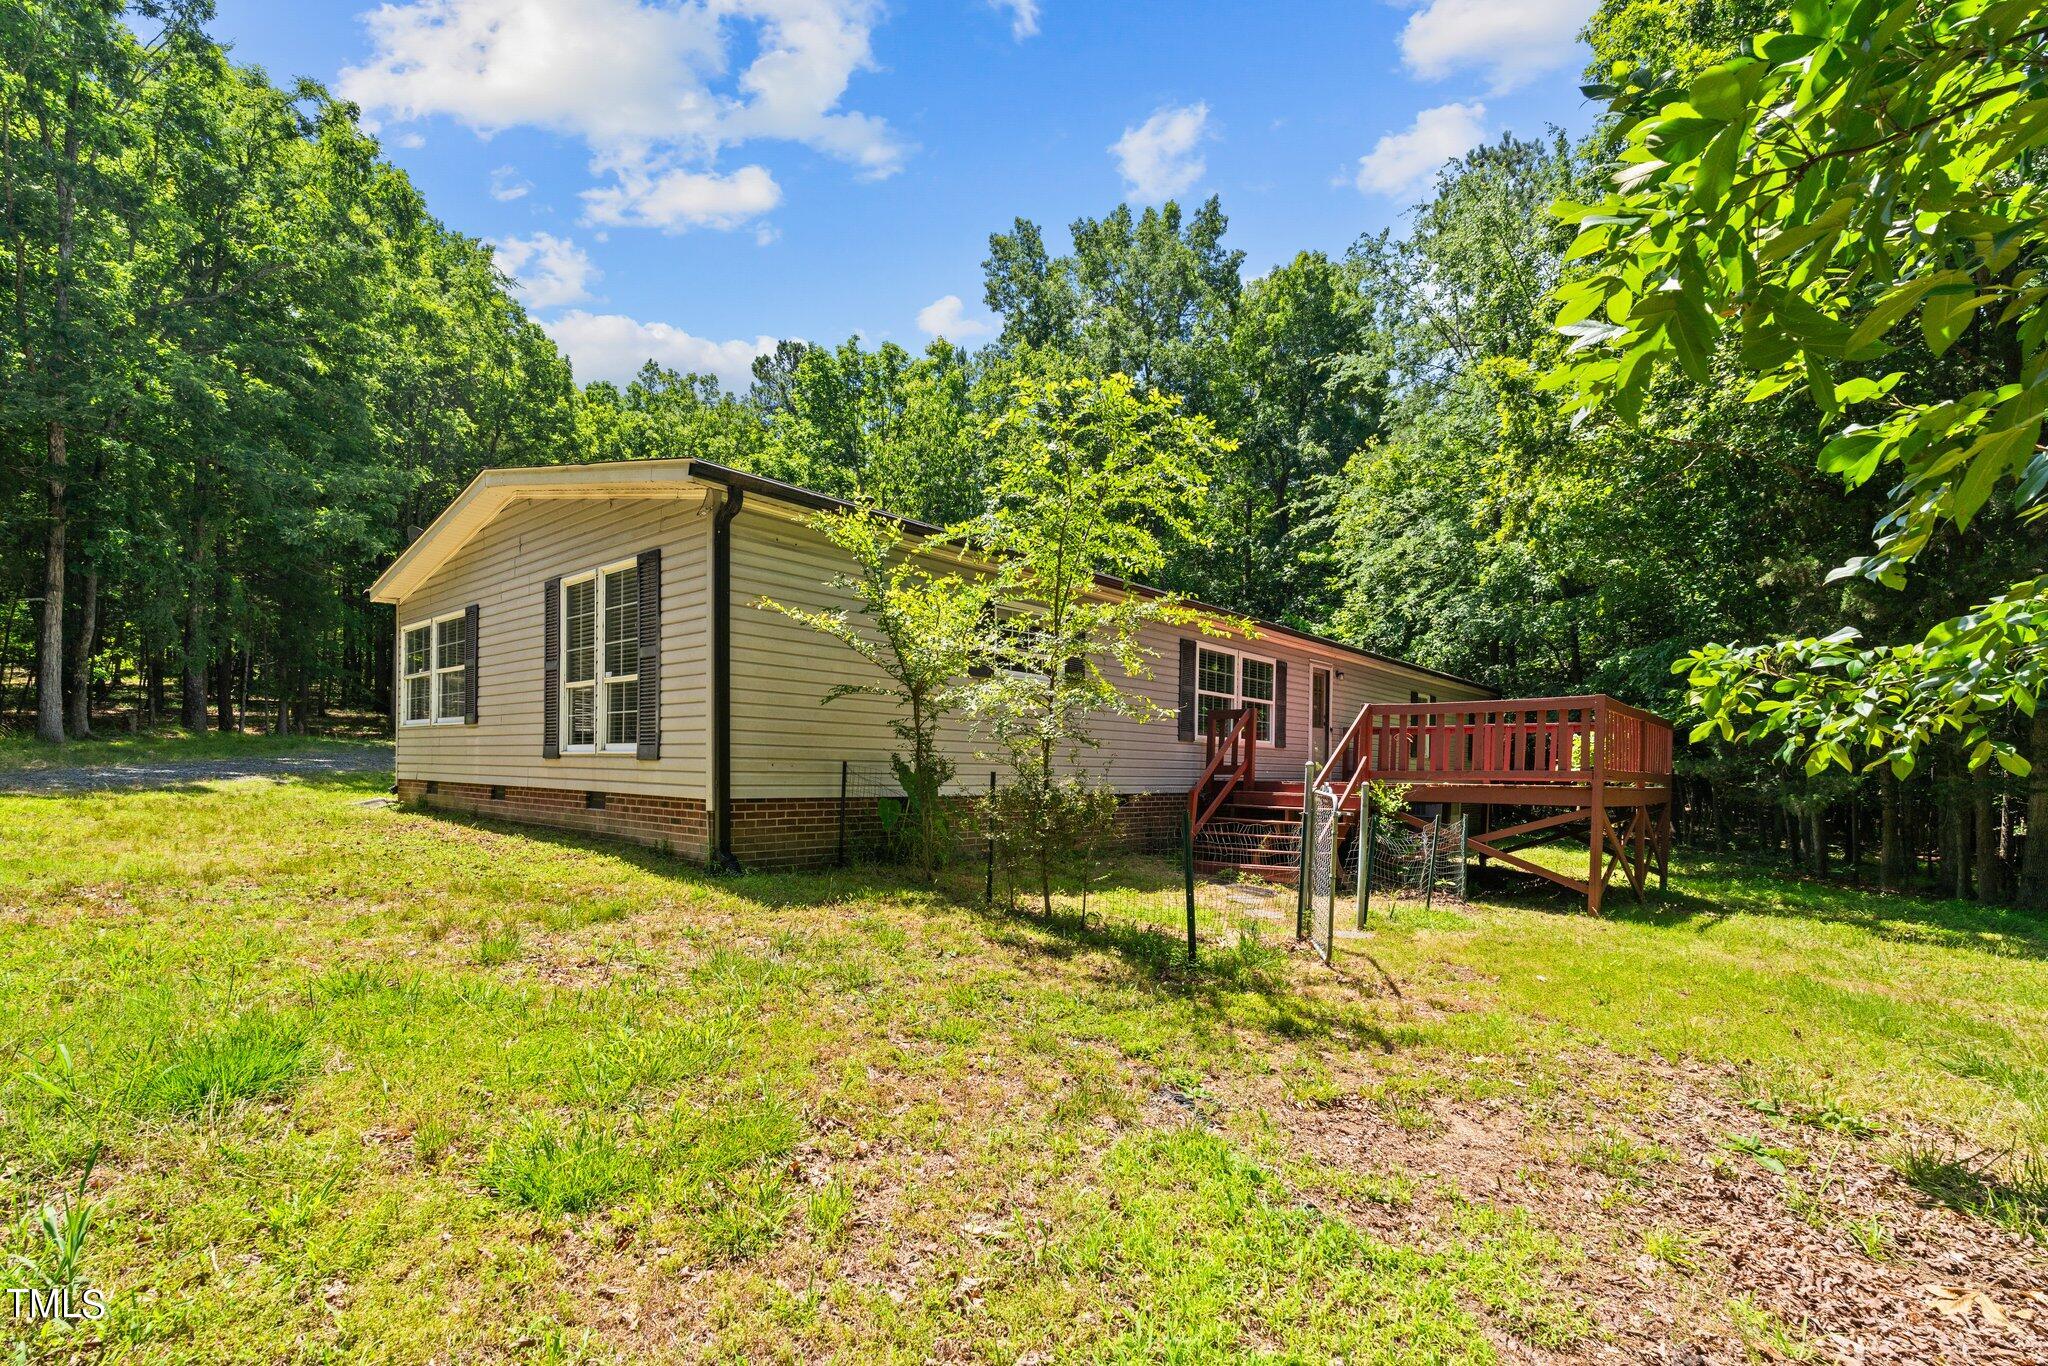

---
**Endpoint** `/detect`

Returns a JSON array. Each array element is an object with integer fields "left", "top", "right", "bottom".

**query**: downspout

[{"left": 710, "top": 485, "right": 745, "bottom": 871}]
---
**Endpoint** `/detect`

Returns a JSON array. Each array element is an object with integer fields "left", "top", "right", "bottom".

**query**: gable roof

[{"left": 369, "top": 457, "right": 1490, "bottom": 694}]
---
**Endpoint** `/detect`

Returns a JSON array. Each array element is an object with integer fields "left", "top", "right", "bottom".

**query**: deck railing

[
  {"left": 1319, "top": 695, "right": 1674, "bottom": 793},
  {"left": 1189, "top": 705, "right": 1258, "bottom": 836}
]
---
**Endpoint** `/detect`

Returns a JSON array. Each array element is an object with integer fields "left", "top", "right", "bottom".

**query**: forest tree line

[{"left": 3, "top": 0, "right": 2036, "bottom": 904}]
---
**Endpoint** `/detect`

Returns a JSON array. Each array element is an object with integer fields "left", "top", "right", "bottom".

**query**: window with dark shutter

[
  {"left": 464, "top": 603, "right": 480, "bottom": 724},
  {"left": 636, "top": 547, "right": 660, "bottom": 759},
  {"left": 1177, "top": 639, "right": 1196, "bottom": 741},
  {"left": 1274, "top": 661, "right": 1288, "bottom": 748},
  {"left": 542, "top": 576, "right": 561, "bottom": 758}
]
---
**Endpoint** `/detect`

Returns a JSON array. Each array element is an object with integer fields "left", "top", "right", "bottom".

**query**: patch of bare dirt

[{"left": 1243, "top": 1049, "right": 2048, "bottom": 1362}]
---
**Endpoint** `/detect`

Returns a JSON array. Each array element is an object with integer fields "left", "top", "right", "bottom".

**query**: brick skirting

[
  {"left": 1111, "top": 789, "right": 1186, "bottom": 854},
  {"left": 397, "top": 779, "right": 710, "bottom": 860},
  {"left": 400, "top": 779, "right": 1182, "bottom": 871}
]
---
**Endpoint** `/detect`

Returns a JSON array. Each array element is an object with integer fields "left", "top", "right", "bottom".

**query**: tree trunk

[
  {"left": 215, "top": 649, "right": 235, "bottom": 732},
  {"left": 181, "top": 585, "right": 207, "bottom": 731},
  {"left": 64, "top": 560, "right": 95, "bottom": 738},
  {"left": 1974, "top": 784, "right": 2004, "bottom": 904},
  {"left": 2021, "top": 708, "right": 2048, "bottom": 912},
  {"left": 36, "top": 423, "right": 66, "bottom": 744},
  {"left": 1950, "top": 788, "right": 1971, "bottom": 901},
  {"left": 1808, "top": 806, "right": 1828, "bottom": 877},
  {"left": 1880, "top": 768, "right": 1905, "bottom": 891},
  {"left": 1846, "top": 797, "right": 1860, "bottom": 884}
]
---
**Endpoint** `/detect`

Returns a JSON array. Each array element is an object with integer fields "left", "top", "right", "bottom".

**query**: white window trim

[
  {"left": 1194, "top": 643, "right": 1278, "bottom": 743},
  {"left": 399, "top": 612, "right": 469, "bottom": 727},
  {"left": 559, "top": 558, "right": 642, "bottom": 756}
]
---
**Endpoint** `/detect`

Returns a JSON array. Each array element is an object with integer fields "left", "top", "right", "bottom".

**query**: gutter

[{"left": 709, "top": 483, "right": 745, "bottom": 871}]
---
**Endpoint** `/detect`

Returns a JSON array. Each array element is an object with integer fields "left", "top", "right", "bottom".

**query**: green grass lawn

[{"left": 0, "top": 761, "right": 2041, "bottom": 1361}]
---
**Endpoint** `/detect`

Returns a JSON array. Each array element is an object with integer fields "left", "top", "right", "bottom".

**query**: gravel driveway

[{"left": 0, "top": 745, "right": 394, "bottom": 793}]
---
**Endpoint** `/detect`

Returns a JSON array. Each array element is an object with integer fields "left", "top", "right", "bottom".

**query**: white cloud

[
  {"left": 543, "top": 310, "right": 781, "bottom": 389},
  {"left": 1398, "top": 0, "right": 1600, "bottom": 92},
  {"left": 489, "top": 164, "right": 531, "bottom": 201},
  {"left": 988, "top": 0, "right": 1039, "bottom": 39},
  {"left": 338, "top": 0, "right": 905, "bottom": 232},
  {"left": 489, "top": 232, "right": 598, "bottom": 308},
  {"left": 1354, "top": 102, "right": 1489, "bottom": 197},
  {"left": 1110, "top": 102, "right": 1209, "bottom": 201},
  {"left": 915, "top": 294, "right": 992, "bottom": 339},
  {"left": 392, "top": 130, "right": 426, "bottom": 149},
  {"left": 581, "top": 164, "right": 782, "bottom": 233}
]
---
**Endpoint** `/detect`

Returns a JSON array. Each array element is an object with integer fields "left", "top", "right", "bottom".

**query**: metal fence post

[
  {"left": 984, "top": 770, "right": 996, "bottom": 910},
  {"left": 1457, "top": 814, "right": 1468, "bottom": 902},
  {"left": 1183, "top": 804, "right": 1197, "bottom": 965},
  {"left": 1424, "top": 814, "right": 1441, "bottom": 913},
  {"left": 1357, "top": 806, "right": 1373, "bottom": 928},
  {"left": 836, "top": 760, "right": 849, "bottom": 867}
]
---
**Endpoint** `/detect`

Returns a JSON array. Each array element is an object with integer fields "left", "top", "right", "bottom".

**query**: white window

[
  {"left": 992, "top": 604, "right": 1049, "bottom": 681},
  {"left": 1193, "top": 644, "right": 1276, "bottom": 742},
  {"left": 400, "top": 613, "right": 468, "bottom": 725},
  {"left": 561, "top": 561, "right": 641, "bottom": 754}
]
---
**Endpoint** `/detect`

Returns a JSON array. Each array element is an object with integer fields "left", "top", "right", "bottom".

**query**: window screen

[
  {"left": 565, "top": 578, "right": 597, "bottom": 684},
  {"left": 603, "top": 564, "right": 639, "bottom": 678}
]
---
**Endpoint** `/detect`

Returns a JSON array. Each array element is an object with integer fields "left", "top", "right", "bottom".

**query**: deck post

[
  {"left": 1587, "top": 787, "right": 1607, "bottom": 916},
  {"left": 1296, "top": 762, "right": 1315, "bottom": 940}
]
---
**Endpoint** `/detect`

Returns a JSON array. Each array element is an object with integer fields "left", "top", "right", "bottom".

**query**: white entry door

[{"left": 1310, "top": 666, "right": 1334, "bottom": 765}]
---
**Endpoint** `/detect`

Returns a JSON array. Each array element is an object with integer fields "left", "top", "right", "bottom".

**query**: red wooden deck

[{"left": 1190, "top": 695, "right": 1675, "bottom": 912}]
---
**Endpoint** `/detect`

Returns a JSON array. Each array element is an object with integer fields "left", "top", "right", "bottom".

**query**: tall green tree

[
  {"left": 759, "top": 508, "right": 991, "bottom": 881},
  {"left": 957, "top": 374, "right": 1224, "bottom": 914}
]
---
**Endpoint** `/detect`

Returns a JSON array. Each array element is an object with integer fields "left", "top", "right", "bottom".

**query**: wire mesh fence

[
  {"left": 1353, "top": 811, "right": 1468, "bottom": 924},
  {"left": 1303, "top": 784, "right": 1340, "bottom": 964},
  {"left": 829, "top": 757, "right": 1480, "bottom": 971},
  {"left": 835, "top": 760, "right": 999, "bottom": 867}
]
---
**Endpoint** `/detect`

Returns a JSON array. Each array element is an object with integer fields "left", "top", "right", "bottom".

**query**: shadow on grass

[
  {"left": 0, "top": 748, "right": 394, "bottom": 798},
  {"left": 1465, "top": 847, "right": 2048, "bottom": 963},
  {"left": 391, "top": 800, "right": 1411, "bottom": 1050},
  {"left": 1892, "top": 1142, "right": 2048, "bottom": 1242},
  {"left": 974, "top": 901, "right": 1415, "bottom": 1049}
]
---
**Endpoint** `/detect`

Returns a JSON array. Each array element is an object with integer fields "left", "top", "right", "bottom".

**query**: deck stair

[{"left": 1190, "top": 779, "right": 1356, "bottom": 884}]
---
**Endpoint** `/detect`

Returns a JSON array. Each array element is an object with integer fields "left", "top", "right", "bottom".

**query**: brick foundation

[
  {"left": 1111, "top": 789, "right": 1186, "bottom": 854},
  {"left": 401, "top": 779, "right": 1181, "bottom": 872},
  {"left": 397, "top": 779, "right": 709, "bottom": 860}
]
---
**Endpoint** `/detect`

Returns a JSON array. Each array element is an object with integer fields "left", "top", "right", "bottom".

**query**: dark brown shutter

[
  {"left": 541, "top": 576, "right": 561, "bottom": 758},
  {"left": 1275, "top": 661, "right": 1288, "bottom": 748},
  {"left": 464, "top": 603, "right": 480, "bottom": 724},
  {"left": 1177, "top": 638, "right": 1197, "bottom": 741},
  {"left": 636, "top": 547, "right": 661, "bottom": 759},
  {"left": 968, "top": 602, "right": 994, "bottom": 678}
]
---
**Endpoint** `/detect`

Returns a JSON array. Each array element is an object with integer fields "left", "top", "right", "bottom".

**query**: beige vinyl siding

[
  {"left": 393, "top": 493, "right": 712, "bottom": 804},
  {"left": 729, "top": 506, "right": 990, "bottom": 798},
  {"left": 728, "top": 504, "right": 1487, "bottom": 800}
]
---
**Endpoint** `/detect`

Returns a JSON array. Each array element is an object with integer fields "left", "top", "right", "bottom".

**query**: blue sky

[{"left": 211, "top": 0, "right": 1603, "bottom": 389}]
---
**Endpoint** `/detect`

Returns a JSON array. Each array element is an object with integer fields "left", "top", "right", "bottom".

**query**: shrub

[
  {"left": 138, "top": 1013, "right": 310, "bottom": 1115},
  {"left": 478, "top": 1118, "right": 641, "bottom": 1216}
]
